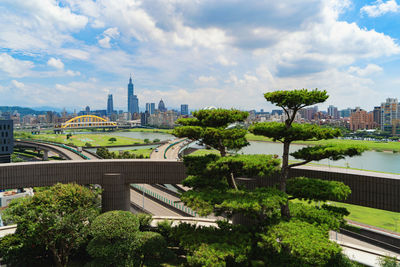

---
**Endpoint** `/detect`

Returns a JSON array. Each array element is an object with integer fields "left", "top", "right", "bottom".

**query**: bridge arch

[{"left": 60, "top": 115, "right": 117, "bottom": 129}]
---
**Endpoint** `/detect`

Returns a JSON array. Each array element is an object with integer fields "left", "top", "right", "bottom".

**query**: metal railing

[{"left": 163, "top": 139, "right": 187, "bottom": 159}]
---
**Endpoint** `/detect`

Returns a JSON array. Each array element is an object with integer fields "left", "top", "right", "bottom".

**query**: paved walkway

[{"left": 330, "top": 231, "right": 400, "bottom": 266}]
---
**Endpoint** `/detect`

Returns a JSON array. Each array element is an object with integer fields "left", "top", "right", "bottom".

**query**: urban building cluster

[
  {"left": 0, "top": 76, "right": 190, "bottom": 129},
  {"left": 246, "top": 98, "right": 400, "bottom": 135},
  {"left": 1, "top": 82, "right": 400, "bottom": 135}
]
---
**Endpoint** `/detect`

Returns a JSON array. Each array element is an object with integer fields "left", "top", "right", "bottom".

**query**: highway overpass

[{"left": 0, "top": 160, "right": 399, "bottom": 213}]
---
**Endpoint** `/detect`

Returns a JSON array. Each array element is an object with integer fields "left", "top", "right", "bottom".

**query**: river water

[{"left": 80, "top": 131, "right": 400, "bottom": 174}]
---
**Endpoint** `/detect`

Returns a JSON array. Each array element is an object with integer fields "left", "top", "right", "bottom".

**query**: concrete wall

[{"left": 0, "top": 160, "right": 399, "bottom": 212}]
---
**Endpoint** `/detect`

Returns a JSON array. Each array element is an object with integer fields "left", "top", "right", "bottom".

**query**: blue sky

[{"left": 0, "top": 0, "right": 399, "bottom": 112}]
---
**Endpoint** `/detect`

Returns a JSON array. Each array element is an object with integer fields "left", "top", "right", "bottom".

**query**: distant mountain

[
  {"left": 32, "top": 106, "right": 63, "bottom": 112},
  {"left": 0, "top": 106, "right": 47, "bottom": 116}
]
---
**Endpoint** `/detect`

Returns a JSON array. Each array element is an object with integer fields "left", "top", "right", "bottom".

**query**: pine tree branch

[{"left": 287, "top": 160, "right": 312, "bottom": 169}]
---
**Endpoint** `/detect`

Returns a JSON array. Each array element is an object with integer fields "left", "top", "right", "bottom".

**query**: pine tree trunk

[{"left": 280, "top": 141, "right": 291, "bottom": 218}]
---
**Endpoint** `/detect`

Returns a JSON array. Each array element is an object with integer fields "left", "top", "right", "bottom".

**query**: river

[{"left": 78, "top": 131, "right": 400, "bottom": 174}]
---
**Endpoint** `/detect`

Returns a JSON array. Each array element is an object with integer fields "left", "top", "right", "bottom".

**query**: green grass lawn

[
  {"left": 118, "top": 128, "right": 173, "bottom": 134},
  {"left": 246, "top": 133, "right": 400, "bottom": 152},
  {"left": 125, "top": 148, "right": 153, "bottom": 158},
  {"left": 333, "top": 202, "right": 400, "bottom": 233},
  {"left": 292, "top": 199, "right": 400, "bottom": 233},
  {"left": 28, "top": 133, "right": 144, "bottom": 147},
  {"left": 188, "top": 149, "right": 220, "bottom": 156}
]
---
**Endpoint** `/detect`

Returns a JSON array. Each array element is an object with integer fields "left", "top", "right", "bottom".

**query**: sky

[{"left": 0, "top": 0, "right": 399, "bottom": 112}]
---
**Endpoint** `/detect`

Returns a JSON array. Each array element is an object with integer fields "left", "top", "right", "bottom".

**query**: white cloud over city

[{"left": 0, "top": 0, "right": 399, "bottom": 111}]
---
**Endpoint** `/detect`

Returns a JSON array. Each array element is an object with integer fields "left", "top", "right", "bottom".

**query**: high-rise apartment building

[
  {"left": 373, "top": 106, "right": 381, "bottom": 128},
  {"left": 0, "top": 120, "right": 13, "bottom": 163},
  {"left": 181, "top": 104, "right": 189, "bottom": 116},
  {"left": 340, "top": 108, "right": 352, "bottom": 118},
  {"left": 327, "top": 105, "right": 339, "bottom": 119},
  {"left": 146, "top": 103, "right": 155, "bottom": 115},
  {"left": 127, "top": 76, "right": 139, "bottom": 116},
  {"left": 107, "top": 94, "right": 114, "bottom": 116},
  {"left": 380, "top": 98, "right": 400, "bottom": 134},
  {"left": 349, "top": 108, "right": 375, "bottom": 131}
]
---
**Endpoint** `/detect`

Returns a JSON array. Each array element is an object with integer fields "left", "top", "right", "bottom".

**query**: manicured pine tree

[{"left": 249, "top": 89, "right": 365, "bottom": 217}]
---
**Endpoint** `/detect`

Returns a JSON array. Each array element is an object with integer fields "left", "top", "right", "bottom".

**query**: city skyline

[{"left": 0, "top": 1, "right": 399, "bottom": 111}]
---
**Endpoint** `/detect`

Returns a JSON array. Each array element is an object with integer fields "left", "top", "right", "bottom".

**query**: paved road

[
  {"left": 130, "top": 189, "right": 181, "bottom": 216},
  {"left": 150, "top": 138, "right": 186, "bottom": 160}
]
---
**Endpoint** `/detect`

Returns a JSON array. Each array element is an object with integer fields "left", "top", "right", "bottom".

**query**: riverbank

[
  {"left": 246, "top": 133, "right": 400, "bottom": 152},
  {"left": 28, "top": 133, "right": 144, "bottom": 147}
]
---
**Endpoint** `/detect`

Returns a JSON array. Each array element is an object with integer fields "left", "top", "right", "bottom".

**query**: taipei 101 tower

[{"left": 127, "top": 74, "right": 139, "bottom": 117}]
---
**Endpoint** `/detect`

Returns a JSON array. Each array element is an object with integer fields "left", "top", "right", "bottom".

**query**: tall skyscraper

[
  {"left": 327, "top": 105, "right": 339, "bottom": 119},
  {"left": 127, "top": 75, "right": 139, "bottom": 116},
  {"left": 181, "top": 104, "right": 189, "bottom": 116},
  {"left": 0, "top": 120, "right": 13, "bottom": 163},
  {"left": 107, "top": 94, "right": 114, "bottom": 115},
  {"left": 146, "top": 103, "right": 155, "bottom": 114},
  {"left": 158, "top": 99, "right": 167, "bottom": 112},
  {"left": 380, "top": 98, "right": 400, "bottom": 133}
]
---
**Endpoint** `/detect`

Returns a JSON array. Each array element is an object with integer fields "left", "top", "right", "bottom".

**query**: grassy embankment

[
  {"left": 246, "top": 133, "right": 400, "bottom": 152},
  {"left": 122, "top": 148, "right": 153, "bottom": 158},
  {"left": 27, "top": 133, "right": 144, "bottom": 147}
]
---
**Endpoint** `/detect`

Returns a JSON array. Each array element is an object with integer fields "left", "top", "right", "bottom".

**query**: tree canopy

[
  {"left": 0, "top": 183, "right": 100, "bottom": 267},
  {"left": 173, "top": 108, "right": 249, "bottom": 156},
  {"left": 249, "top": 89, "right": 365, "bottom": 217}
]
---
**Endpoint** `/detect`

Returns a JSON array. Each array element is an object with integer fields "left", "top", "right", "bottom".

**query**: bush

[
  {"left": 153, "top": 138, "right": 161, "bottom": 143},
  {"left": 85, "top": 142, "right": 92, "bottom": 147},
  {"left": 258, "top": 220, "right": 343, "bottom": 267},
  {"left": 87, "top": 211, "right": 141, "bottom": 266},
  {"left": 137, "top": 213, "right": 152, "bottom": 231}
]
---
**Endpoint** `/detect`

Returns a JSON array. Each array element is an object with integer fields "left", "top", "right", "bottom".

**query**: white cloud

[
  {"left": 197, "top": 76, "right": 216, "bottom": 83},
  {"left": 0, "top": 53, "right": 34, "bottom": 77},
  {"left": 98, "top": 27, "right": 120, "bottom": 48},
  {"left": 47, "top": 58, "right": 64, "bottom": 70},
  {"left": 11, "top": 80, "right": 25, "bottom": 89},
  {"left": 65, "top": 70, "right": 81, "bottom": 77},
  {"left": 361, "top": 0, "right": 399, "bottom": 17},
  {"left": 216, "top": 55, "right": 237, "bottom": 66},
  {"left": 348, "top": 64, "right": 383, "bottom": 76}
]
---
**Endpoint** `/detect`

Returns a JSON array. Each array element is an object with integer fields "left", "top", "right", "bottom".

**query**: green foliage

[
  {"left": 182, "top": 154, "right": 280, "bottom": 190},
  {"left": 137, "top": 231, "right": 174, "bottom": 265},
  {"left": 87, "top": 211, "right": 141, "bottom": 266},
  {"left": 1, "top": 183, "right": 100, "bottom": 267},
  {"left": 108, "top": 137, "right": 117, "bottom": 143},
  {"left": 172, "top": 222, "right": 252, "bottom": 266},
  {"left": 264, "top": 89, "right": 328, "bottom": 111},
  {"left": 258, "top": 220, "right": 343, "bottom": 266},
  {"left": 137, "top": 213, "right": 152, "bottom": 231},
  {"left": 174, "top": 109, "right": 249, "bottom": 155},
  {"left": 144, "top": 138, "right": 150, "bottom": 144},
  {"left": 290, "top": 203, "right": 344, "bottom": 230},
  {"left": 378, "top": 255, "right": 400, "bottom": 267},
  {"left": 249, "top": 122, "right": 341, "bottom": 143},
  {"left": 11, "top": 153, "right": 24, "bottom": 162},
  {"left": 153, "top": 138, "right": 161, "bottom": 143},
  {"left": 182, "top": 187, "right": 287, "bottom": 218},
  {"left": 88, "top": 211, "right": 171, "bottom": 267},
  {"left": 66, "top": 133, "right": 72, "bottom": 140},
  {"left": 177, "top": 109, "right": 249, "bottom": 128},
  {"left": 85, "top": 142, "right": 92, "bottom": 147},
  {"left": 287, "top": 177, "right": 351, "bottom": 202},
  {"left": 291, "top": 145, "right": 366, "bottom": 162},
  {"left": 0, "top": 228, "right": 52, "bottom": 266}
]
